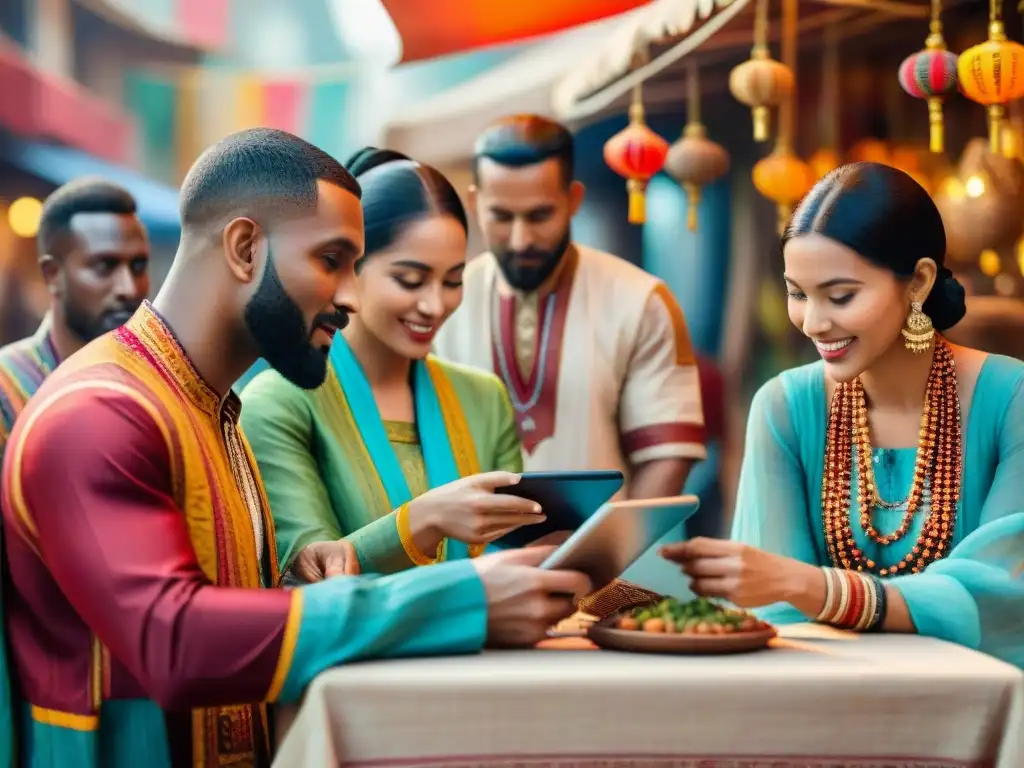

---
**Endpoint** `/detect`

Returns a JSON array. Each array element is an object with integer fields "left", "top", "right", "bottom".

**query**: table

[{"left": 274, "top": 626, "right": 1024, "bottom": 768}]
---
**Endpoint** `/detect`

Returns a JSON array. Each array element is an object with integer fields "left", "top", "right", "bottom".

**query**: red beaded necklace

[{"left": 822, "top": 336, "right": 962, "bottom": 576}]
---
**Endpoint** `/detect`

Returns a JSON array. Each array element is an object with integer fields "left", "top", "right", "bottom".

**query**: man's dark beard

[
  {"left": 243, "top": 246, "right": 349, "bottom": 390},
  {"left": 63, "top": 298, "right": 141, "bottom": 344},
  {"left": 494, "top": 230, "right": 571, "bottom": 293}
]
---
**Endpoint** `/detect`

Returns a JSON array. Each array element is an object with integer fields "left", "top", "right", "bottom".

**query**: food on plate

[
  {"left": 614, "top": 597, "right": 772, "bottom": 635},
  {"left": 552, "top": 610, "right": 599, "bottom": 635}
]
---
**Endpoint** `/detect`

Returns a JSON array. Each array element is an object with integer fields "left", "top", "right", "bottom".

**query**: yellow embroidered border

[
  {"left": 651, "top": 283, "right": 696, "bottom": 366},
  {"left": 396, "top": 503, "right": 443, "bottom": 566},
  {"left": 424, "top": 359, "right": 487, "bottom": 558},
  {"left": 31, "top": 706, "right": 98, "bottom": 732},
  {"left": 266, "top": 589, "right": 304, "bottom": 702}
]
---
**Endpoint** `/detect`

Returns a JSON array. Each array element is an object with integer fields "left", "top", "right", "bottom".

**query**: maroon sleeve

[{"left": 9, "top": 386, "right": 295, "bottom": 710}]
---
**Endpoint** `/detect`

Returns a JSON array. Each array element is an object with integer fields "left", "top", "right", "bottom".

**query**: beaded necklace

[{"left": 822, "top": 336, "right": 962, "bottom": 576}]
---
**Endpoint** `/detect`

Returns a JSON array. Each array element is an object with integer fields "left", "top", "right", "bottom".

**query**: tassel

[
  {"left": 752, "top": 105, "right": 770, "bottom": 142},
  {"left": 685, "top": 183, "right": 701, "bottom": 232},
  {"left": 627, "top": 179, "right": 646, "bottom": 224},
  {"left": 927, "top": 97, "right": 944, "bottom": 154},
  {"left": 989, "top": 104, "right": 1005, "bottom": 154}
]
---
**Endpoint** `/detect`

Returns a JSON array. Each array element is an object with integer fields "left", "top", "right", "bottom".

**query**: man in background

[
  {"left": 434, "top": 114, "right": 707, "bottom": 616},
  {"left": 0, "top": 177, "right": 151, "bottom": 455},
  {"left": 0, "top": 178, "right": 150, "bottom": 768}
]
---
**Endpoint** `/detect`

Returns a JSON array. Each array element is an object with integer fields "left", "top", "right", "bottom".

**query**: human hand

[
  {"left": 407, "top": 471, "right": 546, "bottom": 545},
  {"left": 290, "top": 539, "right": 361, "bottom": 583},
  {"left": 472, "top": 546, "right": 593, "bottom": 647},
  {"left": 659, "top": 537, "right": 815, "bottom": 609}
]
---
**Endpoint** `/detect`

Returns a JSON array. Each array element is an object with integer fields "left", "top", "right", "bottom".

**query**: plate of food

[{"left": 587, "top": 597, "right": 776, "bottom": 654}]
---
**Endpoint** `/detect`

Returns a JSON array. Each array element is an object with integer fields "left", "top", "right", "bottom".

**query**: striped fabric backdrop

[{"left": 123, "top": 66, "right": 348, "bottom": 183}]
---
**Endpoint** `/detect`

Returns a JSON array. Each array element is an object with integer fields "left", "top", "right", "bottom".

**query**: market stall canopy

[
  {"left": 380, "top": 0, "right": 650, "bottom": 62},
  {"left": 552, "top": 0, "right": 934, "bottom": 124},
  {"left": 381, "top": 14, "right": 637, "bottom": 166}
]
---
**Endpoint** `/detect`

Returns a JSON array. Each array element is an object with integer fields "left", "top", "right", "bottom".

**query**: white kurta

[{"left": 434, "top": 244, "right": 706, "bottom": 489}]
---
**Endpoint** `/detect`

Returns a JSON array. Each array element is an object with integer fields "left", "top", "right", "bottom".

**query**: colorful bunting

[
  {"left": 261, "top": 80, "right": 306, "bottom": 135},
  {"left": 124, "top": 71, "right": 178, "bottom": 183},
  {"left": 122, "top": 65, "right": 352, "bottom": 183}
]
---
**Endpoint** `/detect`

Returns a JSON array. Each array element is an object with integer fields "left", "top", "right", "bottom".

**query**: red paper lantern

[{"left": 603, "top": 99, "right": 668, "bottom": 225}]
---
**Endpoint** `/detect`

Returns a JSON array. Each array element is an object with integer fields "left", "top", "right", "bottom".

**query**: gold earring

[{"left": 902, "top": 300, "right": 934, "bottom": 354}]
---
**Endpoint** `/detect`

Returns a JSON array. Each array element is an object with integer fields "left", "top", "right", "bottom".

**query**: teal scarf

[{"left": 329, "top": 336, "right": 470, "bottom": 559}]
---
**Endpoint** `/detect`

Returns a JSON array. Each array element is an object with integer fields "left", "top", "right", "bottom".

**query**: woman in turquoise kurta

[
  {"left": 241, "top": 148, "right": 536, "bottom": 575},
  {"left": 661, "top": 162, "right": 1024, "bottom": 667}
]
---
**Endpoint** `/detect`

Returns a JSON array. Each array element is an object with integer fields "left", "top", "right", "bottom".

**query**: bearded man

[{"left": 434, "top": 115, "right": 707, "bottom": 615}]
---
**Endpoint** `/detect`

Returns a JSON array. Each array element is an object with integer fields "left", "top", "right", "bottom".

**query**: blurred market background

[{"left": 2, "top": 0, "right": 1024, "bottom": 536}]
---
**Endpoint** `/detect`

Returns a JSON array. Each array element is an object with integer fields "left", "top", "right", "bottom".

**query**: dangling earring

[{"left": 902, "top": 300, "right": 934, "bottom": 354}]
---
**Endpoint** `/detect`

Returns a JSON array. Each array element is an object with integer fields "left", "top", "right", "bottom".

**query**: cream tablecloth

[{"left": 274, "top": 626, "right": 1024, "bottom": 768}]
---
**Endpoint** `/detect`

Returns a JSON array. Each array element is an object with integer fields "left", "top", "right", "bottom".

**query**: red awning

[
  {"left": 0, "top": 39, "right": 132, "bottom": 164},
  {"left": 381, "top": 0, "right": 649, "bottom": 62}
]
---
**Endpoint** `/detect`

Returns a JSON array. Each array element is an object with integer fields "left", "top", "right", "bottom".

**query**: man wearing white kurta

[{"left": 434, "top": 114, "right": 707, "bottom": 617}]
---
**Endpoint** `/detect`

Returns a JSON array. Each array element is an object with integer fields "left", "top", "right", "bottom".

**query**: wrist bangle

[
  {"left": 815, "top": 567, "right": 841, "bottom": 622},
  {"left": 396, "top": 503, "right": 444, "bottom": 566},
  {"left": 865, "top": 575, "right": 887, "bottom": 632}
]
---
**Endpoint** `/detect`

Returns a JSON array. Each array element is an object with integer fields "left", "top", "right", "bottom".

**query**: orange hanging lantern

[
  {"left": 729, "top": 0, "right": 794, "bottom": 142},
  {"left": 809, "top": 148, "right": 841, "bottom": 181},
  {"left": 603, "top": 85, "right": 669, "bottom": 224},
  {"left": 958, "top": 0, "right": 1024, "bottom": 154},
  {"left": 898, "top": 0, "right": 959, "bottom": 154},
  {"left": 848, "top": 138, "right": 891, "bottom": 164},
  {"left": 754, "top": 144, "right": 813, "bottom": 234},
  {"left": 664, "top": 61, "right": 730, "bottom": 232}
]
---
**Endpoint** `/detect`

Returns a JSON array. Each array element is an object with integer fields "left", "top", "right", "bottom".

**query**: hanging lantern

[
  {"left": 809, "top": 148, "right": 841, "bottom": 181},
  {"left": 753, "top": 0, "right": 811, "bottom": 234},
  {"left": 729, "top": 0, "right": 793, "bottom": 142},
  {"left": 664, "top": 61, "right": 730, "bottom": 232},
  {"left": 754, "top": 145, "right": 814, "bottom": 234},
  {"left": 958, "top": 0, "right": 1024, "bottom": 154},
  {"left": 849, "top": 138, "right": 890, "bottom": 165},
  {"left": 603, "top": 84, "right": 668, "bottom": 225},
  {"left": 898, "top": 0, "right": 959, "bottom": 154}
]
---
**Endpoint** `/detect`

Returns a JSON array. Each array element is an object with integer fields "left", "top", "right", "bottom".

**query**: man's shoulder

[
  {"left": 17, "top": 332, "right": 166, "bottom": 436},
  {"left": 0, "top": 334, "right": 54, "bottom": 435},
  {"left": 463, "top": 252, "right": 497, "bottom": 282},
  {"left": 575, "top": 245, "right": 660, "bottom": 297}
]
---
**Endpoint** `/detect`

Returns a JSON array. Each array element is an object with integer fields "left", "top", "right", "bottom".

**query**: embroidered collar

[{"left": 123, "top": 301, "right": 241, "bottom": 421}]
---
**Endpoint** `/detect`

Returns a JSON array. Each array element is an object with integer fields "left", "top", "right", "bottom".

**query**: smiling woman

[
  {"left": 240, "top": 148, "right": 535, "bottom": 576},
  {"left": 660, "top": 162, "right": 1024, "bottom": 669}
]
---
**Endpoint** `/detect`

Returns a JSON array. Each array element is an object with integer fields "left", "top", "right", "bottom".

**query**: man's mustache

[{"left": 312, "top": 310, "right": 350, "bottom": 335}]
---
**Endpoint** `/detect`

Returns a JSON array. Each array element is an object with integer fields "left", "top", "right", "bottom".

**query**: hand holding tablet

[
  {"left": 491, "top": 470, "right": 625, "bottom": 548},
  {"left": 541, "top": 496, "right": 700, "bottom": 595}
]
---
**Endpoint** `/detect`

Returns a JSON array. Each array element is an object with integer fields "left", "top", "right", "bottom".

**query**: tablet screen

[{"left": 491, "top": 470, "right": 624, "bottom": 548}]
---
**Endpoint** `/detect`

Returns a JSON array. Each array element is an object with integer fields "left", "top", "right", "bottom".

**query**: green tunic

[{"left": 240, "top": 358, "right": 522, "bottom": 574}]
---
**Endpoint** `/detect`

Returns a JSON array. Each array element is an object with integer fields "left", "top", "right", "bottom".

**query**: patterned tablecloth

[{"left": 273, "top": 625, "right": 1024, "bottom": 768}]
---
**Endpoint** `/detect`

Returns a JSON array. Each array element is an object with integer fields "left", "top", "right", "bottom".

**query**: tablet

[
  {"left": 540, "top": 495, "right": 700, "bottom": 593},
  {"left": 492, "top": 470, "right": 624, "bottom": 548}
]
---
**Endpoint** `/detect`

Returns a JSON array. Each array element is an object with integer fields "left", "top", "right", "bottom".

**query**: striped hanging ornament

[{"left": 898, "top": 0, "right": 958, "bottom": 154}]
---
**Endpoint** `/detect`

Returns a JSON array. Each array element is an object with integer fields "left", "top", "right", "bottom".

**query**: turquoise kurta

[
  {"left": 732, "top": 354, "right": 1024, "bottom": 666},
  {"left": 240, "top": 350, "right": 522, "bottom": 575}
]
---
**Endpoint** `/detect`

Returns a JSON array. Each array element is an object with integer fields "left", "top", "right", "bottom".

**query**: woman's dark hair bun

[
  {"left": 345, "top": 147, "right": 411, "bottom": 177},
  {"left": 784, "top": 161, "right": 967, "bottom": 332},
  {"left": 924, "top": 266, "right": 967, "bottom": 331}
]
